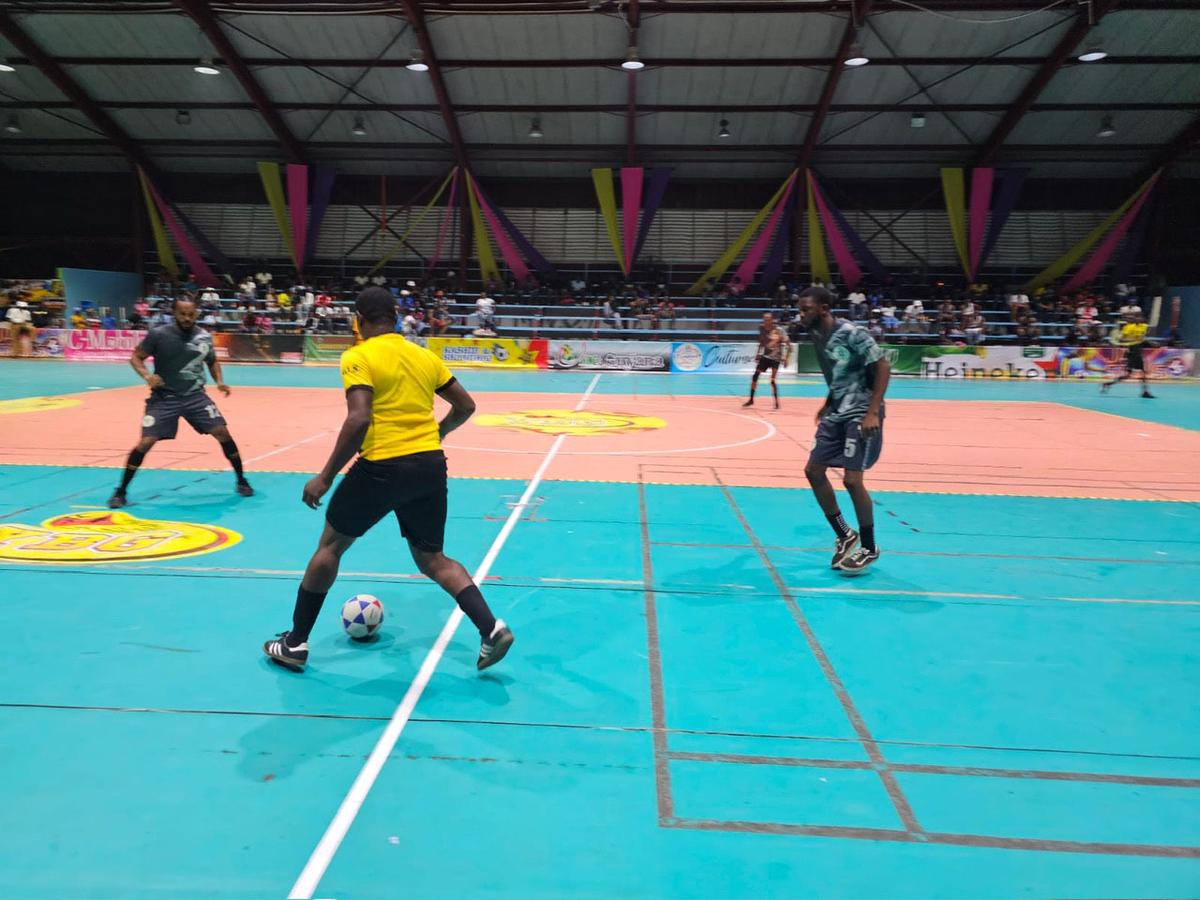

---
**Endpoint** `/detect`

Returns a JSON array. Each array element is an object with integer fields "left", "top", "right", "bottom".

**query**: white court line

[
  {"left": 287, "top": 372, "right": 601, "bottom": 900},
  {"left": 789, "top": 586, "right": 1200, "bottom": 607},
  {"left": 246, "top": 430, "right": 335, "bottom": 466}
]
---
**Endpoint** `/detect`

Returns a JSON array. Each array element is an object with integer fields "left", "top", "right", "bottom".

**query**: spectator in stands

[
  {"left": 474, "top": 293, "right": 497, "bottom": 337},
  {"left": 429, "top": 303, "right": 450, "bottom": 336},
  {"left": 239, "top": 277, "right": 256, "bottom": 301},
  {"left": 602, "top": 296, "right": 622, "bottom": 331},
  {"left": 902, "top": 301, "right": 928, "bottom": 334},
  {"left": 1076, "top": 297, "right": 1099, "bottom": 327},
  {"left": 200, "top": 286, "right": 221, "bottom": 308},
  {"left": 658, "top": 298, "right": 677, "bottom": 328},
  {"left": 276, "top": 289, "right": 292, "bottom": 312},
  {"left": 1008, "top": 290, "right": 1030, "bottom": 316},
  {"left": 258, "top": 312, "right": 274, "bottom": 334},
  {"left": 7, "top": 301, "right": 35, "bottom": 356},
  {"left": 879, "top": 302, "right": 900, "bottom": 334},
  {"left": 867, "top": 311, "right": 884, "bottom": 341},
  {"left": 965, "top": 311, "right": 988, "bottom": 345},
  {"left": 1119, "top": 296, "right": 1142, "bottom": 318},
  {"left": 1087, "top": 321, "right": 1107, "bottom": 346},
  {"left": 241, "top": 309, "right": 259, "bottom": 334},
  {"left": 1024, "top": 314, "right": 1042, "bottom": 344},
  {"left": 202, "top": 308, "right": 218, "bottom": 328},
  {"left": 70, "top": 309, "right": 87, "bottom": 329},
  {"left": 851, "top": 294, "right": 870, "bottom": 321},
  {"left": 937, "top": 299, "right": 955, "bottom": 326}
]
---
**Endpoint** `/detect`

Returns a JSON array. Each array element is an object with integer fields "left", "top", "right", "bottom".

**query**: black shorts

[
  {"left": 326, "top": 450, "right": 448, "bottom": 551},
  {"left": 1126, "top": 346, "right": 1145, "bottom": 372},
  {"left": 141, "top": 390, "right": 227, "bottom": 440},
  {"left": 755, "top": 357, "right": 781, "bottom": 375},
  {"left": 809, "top": 415, "right": 884, "bottom": 472}
]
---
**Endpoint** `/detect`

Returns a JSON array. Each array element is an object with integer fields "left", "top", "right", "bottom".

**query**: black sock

[
  {"left": 826, "top": 511, "right": 852, "bottom": 539},
  {"left": 289, "top": 586, "right": 328, "bottom": 646},
  {"left": 220, "top": 439, "right": 246, "bottom": 481},
  {"left": 455, "top": 584, "right": 497, "bottom": 638},
  {"left": 771, "top": 381, "right": 779, "bottom": 401},
  {"left": 117, "top": 448, "right": 146, "bottom": 493},
  {"left": 860, "top": 524, "right": 876, "bottom": 552},
  {"left": 748, "top": 378, "right": 757, "bottom": 400}
]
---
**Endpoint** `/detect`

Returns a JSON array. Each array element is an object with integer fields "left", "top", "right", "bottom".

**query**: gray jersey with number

[
  {"left": 139, "top": 323, "right": 215, "bottom": 396},
  {"left": 812, "top": 318, "right": 884, "bottom": 422}
]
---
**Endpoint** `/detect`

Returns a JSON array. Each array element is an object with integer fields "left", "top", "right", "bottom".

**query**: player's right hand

[
  {"left": 145, "top": 374, "right": 164, "bottom": 390},
  {"left": 302, "top": 475, "right": 331, "bottom": 509},
  {"left": 814, "top": 402, "right": 829, "bottom": 425}
]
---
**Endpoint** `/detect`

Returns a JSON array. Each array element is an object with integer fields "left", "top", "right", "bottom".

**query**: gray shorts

[
  {"left": 809, "top": 415, "right": 884, "bottom": 471},
  {"left": 142, "top": 390, "right": 226, "bottom": 440}
]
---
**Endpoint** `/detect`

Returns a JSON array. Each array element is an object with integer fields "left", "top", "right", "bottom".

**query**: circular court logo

[
  {"left": 0, "top": 396, "right": 81, "bottom": 415},
  {"left": 474, "top": 409, "right": 666, "bottom": 436},
  {"left": 0, "top": 510, "right": 242, "bottom": 564}
]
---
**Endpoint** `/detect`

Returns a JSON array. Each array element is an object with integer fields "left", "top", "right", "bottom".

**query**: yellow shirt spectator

[
  {"left": 277, "top": 292, "right": 291, "bottom": 309},
  {"left": 339, "top": 333, "right": 454, "bottom": 460}
]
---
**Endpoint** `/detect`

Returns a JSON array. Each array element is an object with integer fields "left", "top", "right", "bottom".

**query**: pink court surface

[{"left": 0, "top": 361, "right": 1198, "bottom": 899}]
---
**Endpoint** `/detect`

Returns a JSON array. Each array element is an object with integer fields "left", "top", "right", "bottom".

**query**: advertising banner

[
  {"left": 63, "top": 329, "right": 146, "bottom": 361},
  {"left": 670, "top": 342, "right": 761, "bottom": 374},
  {"left": 548, "top": 340, "right": 671, "bottom": 372},
  {"left": 426, "top": 337, "right": 548, "bottom": 368},
  {"left": 0, "top": 327, "right": 67, "bottom": 358},
  {"left": 303, "top": 334, "right": 357, "bottom": 364},
  {"left": 218, "top": 333, "right": 305, "bottom": 364}
]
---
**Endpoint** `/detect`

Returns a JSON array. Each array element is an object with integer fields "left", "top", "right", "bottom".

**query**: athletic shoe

[
  {"left": 107, "top": 490, "right": 127, "bottom": 509},
  {"left": 838, "top": 546, "right": 880, "bottom": 575},
  {"left": 263, "top": 632, "right": 308, "bottom": 671},
  {"left": 1100, "top": 382, "right": 1112, "bottom": 394},
  {"left": 1142, "top": 391, "right": 1155, "bottom": 399},
  {"left": 742, "top": 399, "right": 754, "bottom": 407},
  {"left": 831, "top": 530, "right": 859, "bottom": 569},
  {"left": 236, "top": 479, "right": 254, "bottom": 497},
  {"left": 774, "top": 399, "right": 780, "bottom": 410},
  {"left": 477, "top": 620, "right": 514, "bottom": 671}
]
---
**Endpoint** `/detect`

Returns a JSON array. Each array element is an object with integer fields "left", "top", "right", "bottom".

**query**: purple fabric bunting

[
  {"left": 469, "top": 173, "right": 530, "bottom": 283},
  {"left": 472, "top": 179, "right": 557, "bottom": 277},
  {"left": 426, "top": 170, "right": 459, "bottom": 277},
  {"left": 1064, "top": 176, "right": 1158, "bottom": 292},
  {"left": 810, "top": 177, "right": 862, "bottom": 290},
  {"left": 145, "top": 177, "right": 218, "bottom": 287},
  {"left": 169, "top": 204, "right": 234, "bottom": 280},
  {"left": 820, "top": 178, "right": 889, "bottom": 283},
  {"left": 732, "top": 175, "right": 797, "bottom": 288},
  {"left": 631, "top": 168, "right": 671, "bottom": 269},
  {"left": 758, "top": 187, "right": 797, "bottom": 289},
  {"left": 304, "top": 167, "right": 336, "bottom": 268},
  {"left": 1112, "top": 190, "right": 1153, "bottom": 285},
  {"left": 978, "top": 167, "right": 1028, "bottom": 273}
]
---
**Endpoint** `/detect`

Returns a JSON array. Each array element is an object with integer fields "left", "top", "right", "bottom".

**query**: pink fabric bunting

[
  {"left": 1063, "top": 175, "right": 1159, "bottom": 292},
  {"left": 144, "top": 177, "right": 218, "bottom": 287},
  {"left": 967, "top": 167, "right": 994, "bottom": 280},
  {"left": 810, "top": 175, "right": 862, "bottom": 290},
  {"left": 287, "top": 164, "right": 309, "bottom": 272},
  {"left": 620, "top": 167, "right": 644, "bottom": 274},
  {"left": 468, "top": 173, "right": 530, "bottom": 284},
  {"left": 731, "top": 173, "right": 797, "bottom": 288},
  {"left": 427, "top": 170, "right": 459, "bottom": 276}
]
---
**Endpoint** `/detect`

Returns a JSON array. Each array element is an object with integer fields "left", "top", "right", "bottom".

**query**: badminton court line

[{"left": 288, "top": 372, "right": 602, "bottom": 900}]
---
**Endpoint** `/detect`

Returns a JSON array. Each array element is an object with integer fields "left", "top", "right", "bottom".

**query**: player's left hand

[
  {"left": 302, "top": 475, "right": 331, "bottom": 509},
  {"left": 860, "top": 410, "right": 881, "bottom": 437},
  {"left": 216, "top": 382, "right": 231, "bottom": 397}
]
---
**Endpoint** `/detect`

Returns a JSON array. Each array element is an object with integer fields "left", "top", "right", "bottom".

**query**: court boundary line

[{"left": 286, "top": 372, "right": 601, "bottom": 900}]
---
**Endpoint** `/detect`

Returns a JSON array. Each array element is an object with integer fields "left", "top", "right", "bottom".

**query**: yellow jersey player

[{"left": 1101, "top": 312, "right": 1154, "bottom": 399}]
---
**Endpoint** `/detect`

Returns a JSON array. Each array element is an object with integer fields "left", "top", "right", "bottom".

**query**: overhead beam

[
  {"left": 397, "top": 0, "right": 468, "bottom": 169},
  {"left": 973, "top": 0, "right": 1120, "bottom": 166},
  {"left": 3, "top": 0, "right": 1189, "bottom": 10},
  {"left": 626, "top": 0, "right": 640, "bottom": 167},
  {"left": 0, "top": 12, "right": 158, "bottom": 174},
  {"left": 798, "top": 0, "right": 877, "bottom": 170},
  {"left": 173, "top": 0, "right": 305, "bottom": 162},
  {"left": 1139, "top": 113, "right": 1200, "bottom": 180}
]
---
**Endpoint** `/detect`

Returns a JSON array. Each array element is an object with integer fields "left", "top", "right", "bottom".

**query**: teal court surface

[{"left": 0, "top": 359, "right": 1198, "bottom": 898}]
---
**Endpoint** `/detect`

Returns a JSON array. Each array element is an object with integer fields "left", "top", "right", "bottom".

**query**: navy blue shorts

[
  {"left": 141, "top": 391, "right": 226, "bottom": 440},
  {"left": 809, "top": 415, "right": 884, "bottom": 471}
]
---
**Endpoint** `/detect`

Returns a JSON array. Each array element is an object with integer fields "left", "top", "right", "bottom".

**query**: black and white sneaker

[
  {"left": 838, "top": 546, "right": 880, "bottom": 576},
  {"left": 236, "top": 479, "right": 254, "bottom": 497},
  {"left": 477, "top": 620, "right": 514, "bottom": 671},
  {"left": 107, "top": 490, "right": 127, "bottom": 509},
  {"left": 1142, "top": 391, "right": 1155, "bottom": 399},
  {"left": 831, "top": 530, "right": 859, "bottom": 569},
  {"left": 263, "top": 632, "right": 308, "bottom": 671}
]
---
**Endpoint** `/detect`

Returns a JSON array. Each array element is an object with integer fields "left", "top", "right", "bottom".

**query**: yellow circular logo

[
  {"left": 0, "top": 396, "right": 82, "bottom": 415},
  {"left": 0, "top": 511, "right": 242, "bottom": 564},
  {"left": 474, "top": 409, "right": 666, "bottom": 437}
]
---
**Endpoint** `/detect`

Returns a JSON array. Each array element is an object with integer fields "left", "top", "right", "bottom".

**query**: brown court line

[
  {"left": 637, "top": 469, "right": 675, "bottom": 822},
  {"left": 648, "top": 540, "right": 1200, "bottom": 568},
  {"left": 713, "top": 473, "right": 924, "bottom": 836},
  {"left": 665, "top": 818, "right": 1200, "bottom": 859},
  {"left": 664, "top": 750, "right": 1200, "bottom": 789}
]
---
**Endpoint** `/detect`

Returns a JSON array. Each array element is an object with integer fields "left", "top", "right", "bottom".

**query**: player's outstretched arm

[
  {"left": 437, "top": 379, "right": 477, "bottom": 440},
  {"left": 303, "top": 388, "right": 373, "bottom": 509}
]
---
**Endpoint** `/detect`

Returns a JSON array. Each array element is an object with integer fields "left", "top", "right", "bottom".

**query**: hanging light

[
  {"left": 193, "top": 56, "right": 220, "bottom": 76},
  {"left": 4, "top": 114, "right": 21, "bottom": 135},
  {"left": 844, "top": 43, "right": 869, "bottom": 67},
  {"left": 528, "top": 117, "right": 544, "bottom": 139},
  {"left": 1078, "top": 45, "right": 1107, "bottom": 63},
  {"left": 0, "top": 58, "right": 15, "bottom": 73},
  {"left": 717, "top": 118, "right": 730, "bottom": 139},
  {"left": 406, "top": 50, "right": 429, "bottom": 72},
  {"left": 175, "top": 109, "right": 192, "bottom": 126},
  {"left": 1096, "top": 115, "right": 1117, "bottom": 138},
  {"left": 351, "top": 115, "right": 367, "bottom": 136},
  {"left": 910, "top": 112, "right": 926, "bottom": 128},
  {"left": 621, "top": 46, "right": 645, "bottom": 71}
]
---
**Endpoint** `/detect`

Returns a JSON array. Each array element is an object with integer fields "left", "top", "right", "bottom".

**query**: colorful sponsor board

[
  {"left": 303, "top": 334, "right": 358, "bottom": 363},
  {"left": 63, "top": 328, "right": 146, "bottom": 361},
  {"left": 213, "top": 333, "right": 305, "bottom": 364},
  {"left": 0, "top": 510, "right": 241, "bottom": 564},
  {"left": 670, "top": 342, "right": 761, "bottom": 374},
  {"left": 547, "top": 340, "right": 671, "bottom": 372},
  {"left": 426, "top": 337, "right": 548, "bottom": 368},
  {"left": 0, "top": 326, "right": 67, "bottom": 358}
]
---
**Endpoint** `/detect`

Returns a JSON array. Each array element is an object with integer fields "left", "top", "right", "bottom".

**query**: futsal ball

[{"left": 341, "top": 594, "right": 385, "bottom": 641}]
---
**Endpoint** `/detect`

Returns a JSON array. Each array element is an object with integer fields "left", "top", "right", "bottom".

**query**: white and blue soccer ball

[{"left": 341, "top": 594, "right": 385, "bottom": 640}]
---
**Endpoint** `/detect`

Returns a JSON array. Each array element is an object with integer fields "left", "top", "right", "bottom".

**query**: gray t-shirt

[
  {"left": 812, "top": 318, "right": 884, "bottom": 422},
  {"left": 139, "top": 323, "right": 215, "bottom": 396}
]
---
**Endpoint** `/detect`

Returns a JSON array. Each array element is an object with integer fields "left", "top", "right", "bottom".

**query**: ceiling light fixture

[
  {"left": 406, "top": 50, "right": 429, "bottom": 72},
  {"left": 1077, "top": 45, "right": 1107, "bottom": 63},
  {"left": 0, "top": 58, "right": 15, "bottom": 73},
  {"left": 844, "top": 44, "right": 869, "bottom": 67},
  {"left": 1096, "top": 115, "right": 1116, "bottom": 138},
  {"left": 621, "top": 46, "right": 645, "bottom": 71},
  {"left": 4, "top": 114, "right": 21, "bottom": 135},
  {"left": 193, "top": 56, "right": 220, "bottom": 76},
  {"left": 910, "top": 112, "right": 926, "bottom": 128},
  {"left": 175, "top": 109, "right": 191, "bottom": 126},
  {"left": 351, "top": 115, "right": 367, "bottom": 137},
  {"left": 528, "top": 117, "right": 544, "bottom": 139},
  {"left": 717, "top": 118, "right": 730, "bottom": 139}
]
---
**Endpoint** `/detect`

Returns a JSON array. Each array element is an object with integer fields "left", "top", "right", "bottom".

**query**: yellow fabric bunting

[
  {"left": 257, "top": 162, "right": 296, "bottom": 265},
  {"left": 940, "top": 168, "right": 970, "bottom": 276},
  {"left": 138, "top": 168, "right": 178, "bottom": 278},
  {"left": 591, "top": 168, "right": 626, "bottom": 275},
  {"left": 367, "top": 168, "right": 458, "bottom": 276},
  {"left": 806, "top": 171, "right": 830, "bottom": 285},
  {"left": 465, "top": 170, "right": 501, "bottom": 285}
]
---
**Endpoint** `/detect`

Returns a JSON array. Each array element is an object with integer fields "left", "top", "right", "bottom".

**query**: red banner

[{"left": 63, "top": 329, "right": 146, "bottom": 361}]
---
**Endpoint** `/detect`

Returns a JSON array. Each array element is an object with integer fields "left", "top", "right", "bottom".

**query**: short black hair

[
  {"left": 355, "top": 287, "right": 397, "bottom": 324},
  {"left": 799, "top": 286, "right": 833, "bottom": 307},
  {"left": 173, "top": 294, "right": 197, "bottom": 309}
]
